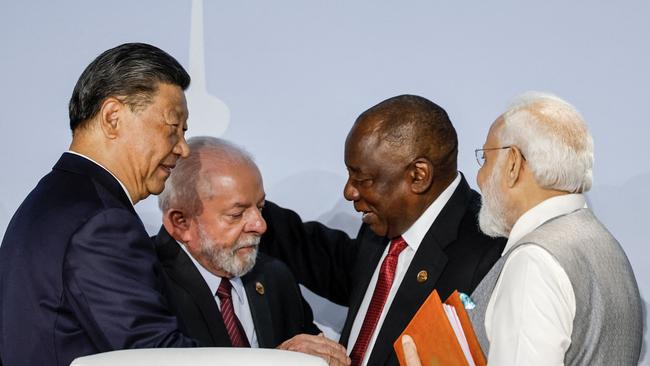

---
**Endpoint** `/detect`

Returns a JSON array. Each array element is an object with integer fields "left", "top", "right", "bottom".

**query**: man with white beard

[
  {"left": 402, "top": 92, "right": 642, "bottom": 366},
  {"left": 470, "top": 92, "right": 642, "bottom": 365},
  {"left": 154, "top": 136, "right": 350, "bottom": 366}
]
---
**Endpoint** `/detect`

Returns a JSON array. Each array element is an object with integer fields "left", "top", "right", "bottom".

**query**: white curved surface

[{"left": 70, "top": 347, "right": 327, "bottom": 366}]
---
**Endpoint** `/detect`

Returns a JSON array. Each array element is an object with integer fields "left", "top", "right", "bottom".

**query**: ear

[
  {"left": 505, "top": 146, "right": 525, "bottom": 188},
  {"left": 409, "top": 158, "right": 434, "bottom": 194},
  {"left": 162, "top": 209, "right": 194, "bottom": 243},
  {"left": 97, "top": 97, "right": 125, "bottom": 139}
]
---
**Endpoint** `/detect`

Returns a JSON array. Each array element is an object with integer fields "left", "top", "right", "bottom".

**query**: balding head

[
  {"left": 343, "top": 95, "right": 459, "bottom": 239},
  {"left": 350, "top": 95, "right": 458, "bottom": 178},
  {"left": 500, "top": 91, "right": 593, "bottom": 193},
  {"left": 159, "top": 136, "right": 258, "bottom": 217}
]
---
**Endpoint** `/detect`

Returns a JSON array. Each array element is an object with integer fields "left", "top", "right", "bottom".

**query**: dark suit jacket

[
  {"left": 0, "top": 153, "right": 196, "bottom": 366},
  {"left": 153, "top": 226, "right": 320, "bottom": 348},
  {"left": 260, "top": 174, "right": 506, "bottom": 366}
]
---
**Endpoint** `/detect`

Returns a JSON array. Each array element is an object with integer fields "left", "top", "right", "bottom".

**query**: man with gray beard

[
  {"left": 154, "top": 136, "right": 350, "bottom": 366},
  {"left": 402, "top": 92, "right": 642, "bottom": 366}
]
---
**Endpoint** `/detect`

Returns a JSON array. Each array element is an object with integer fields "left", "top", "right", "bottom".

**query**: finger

[
  {"left": 402, "top": 335, "right": 422, "bottom": 366},
  {"left": 284, "top": 335, "right": 350, "bottom": 365}
]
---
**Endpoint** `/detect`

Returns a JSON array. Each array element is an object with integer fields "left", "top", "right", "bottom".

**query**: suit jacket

[
  {"left": 0, "top": 153, "right": 196, "bottom": 366},
  {"left": 153, "top": 226, "right": 320, "bottom": 348},
  {"left": 260, "top": 174, "right": 506, "bottom": 366}
]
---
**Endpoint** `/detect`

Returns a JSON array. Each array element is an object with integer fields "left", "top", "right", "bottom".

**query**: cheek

[{"left": 477, "top": 167, "right": 487, "bottom": 189}]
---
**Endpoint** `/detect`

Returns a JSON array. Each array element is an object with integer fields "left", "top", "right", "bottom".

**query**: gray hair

[
  {"left": 158, "top": 136, "right": 256, "bottom": 216},
  {"left": 499, "top": 91, "right": 594, "bottom": 193}
]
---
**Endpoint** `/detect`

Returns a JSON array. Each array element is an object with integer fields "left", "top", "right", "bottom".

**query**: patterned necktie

[
  {"left": 216, "top": 278, "right": 251, "bottom": 347},
  {"left": 350, "top": 236, "right": 408, "bottom": 366}
]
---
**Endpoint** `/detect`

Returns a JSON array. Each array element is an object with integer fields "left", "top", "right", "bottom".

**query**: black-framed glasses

[{"left": 474, "top": 146, "right": 513, "bottom": 167}]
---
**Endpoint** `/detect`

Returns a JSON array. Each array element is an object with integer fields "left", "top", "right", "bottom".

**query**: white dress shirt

[
  {"left": 66, "top": 150, "right": 134, "bottom": 206},
  {"left": 180, "top": 243, "right": 259, "bottom": 347},
  {"left": 346, "top": 173, "right": 461, "bottom": 366},
  {"left": 484, "top": 194, "right": 585, "bottom": 366}
]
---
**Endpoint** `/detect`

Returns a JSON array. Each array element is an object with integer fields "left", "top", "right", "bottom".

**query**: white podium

[{"left": 70, "top": 347, "right": 328, "bottom": 366}]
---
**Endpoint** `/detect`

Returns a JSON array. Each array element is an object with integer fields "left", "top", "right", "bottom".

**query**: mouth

[
  {"left": 159, "top": 163, "right": 176, "bottom": 175},
  {"left": 360, "top": 211, "right": 376, "bottom": 224}
]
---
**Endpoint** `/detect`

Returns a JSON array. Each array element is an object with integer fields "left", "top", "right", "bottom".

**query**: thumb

[{"left": 401, "top": 335, "right": 422, "bottom": 366}]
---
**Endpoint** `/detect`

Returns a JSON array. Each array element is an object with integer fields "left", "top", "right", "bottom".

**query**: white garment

[
  {"left": 179, "top": 243, "right": 259, "bottom": 347},
  {"left": 484, "top": 194, "right": 584, "bottom": 366},
  {"left": 66, "top": 151, "right": 134, "bottom": 206},
  {"left": 346, "top": 173, "right": 461, "bottom": 366}
]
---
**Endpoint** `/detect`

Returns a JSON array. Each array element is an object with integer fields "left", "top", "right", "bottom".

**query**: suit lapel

[
  {"left": 243, "top": 270, "right": 274, "bottom": 347},
  {"left": 366, "top": 175, "right": 473, "bottom": 365},
  {"left": 54, "top": 152, "right": 135, "bottom": 213},
  {"left": 339, "top": 232, "right": 387, "bottom": 346},
  {"left": 155, "top": 228, "right": 231, "bottom": 346}
]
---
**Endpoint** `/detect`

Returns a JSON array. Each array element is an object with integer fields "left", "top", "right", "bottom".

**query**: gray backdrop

[{"left": 1, "top": 0, "right": 648, "bottom": 363}]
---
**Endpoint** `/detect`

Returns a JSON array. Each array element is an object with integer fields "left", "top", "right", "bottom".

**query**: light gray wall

[{"left": 1, "top": 0, "right": 648, "bottom": 362}]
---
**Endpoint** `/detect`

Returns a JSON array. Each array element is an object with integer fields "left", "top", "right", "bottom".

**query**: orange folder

[{"left": 393, "top": 290, "right": 486, "bottom": 366}]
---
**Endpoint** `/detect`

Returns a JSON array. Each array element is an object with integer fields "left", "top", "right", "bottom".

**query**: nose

[
  {"left": 343, "top": 178, "right": 359, "bottom": 202},
  {"left": 245, "top": 209, "right": 267, "bottom": 235},
  {"left": 174, "top": 134, "right": 190, "bottom": 158},
  {"left": 476, "top": 166, "right": 486, "bottom": 192}
]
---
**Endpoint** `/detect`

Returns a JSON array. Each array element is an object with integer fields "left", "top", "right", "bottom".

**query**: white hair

[
  {"left": 158, "top": 136, "right": 256, "bottom": 215},
  {"left": 499, "top": 91, "right": 594, "bottom": 193}
]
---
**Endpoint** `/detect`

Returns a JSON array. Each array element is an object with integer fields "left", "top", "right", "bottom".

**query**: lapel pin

[
  {"left": 416, "top": 270, "right": 428, "bottom": 283},
  {"left": 255, "top": 282, "right": 265, "bottom": 295}
]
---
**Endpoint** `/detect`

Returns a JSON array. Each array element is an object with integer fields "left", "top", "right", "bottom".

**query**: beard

[
  {"left": 478, "top": 157, "right": 512, "bottom": 238},
  {"left": 197, "top": 224, "right": 260, "bottom": 278}
]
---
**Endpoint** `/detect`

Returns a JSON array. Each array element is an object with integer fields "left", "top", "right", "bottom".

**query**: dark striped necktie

[{"left": 216, "top": 278, "right": 251, "bottom": 347}]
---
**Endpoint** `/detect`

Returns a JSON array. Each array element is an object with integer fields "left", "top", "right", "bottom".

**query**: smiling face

[
  {"left": 121, "top": 82, "right": 190, "bottom": 201},
  {"left": 186, "top": 159, "right": 267, "bottom": 278},
  {"left": 343, "top": 117, "right": 418, "bottom": 239}
]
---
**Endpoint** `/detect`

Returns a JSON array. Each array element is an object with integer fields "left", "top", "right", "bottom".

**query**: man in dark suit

[
  {"left": 260, "top": 95, "right": 506, "bottom": 366},
  {"left": 154, "top": 136, "right": 350, "bottom": 366},
  {"left": 0, "top": 43, "right": 198, "bottom": 366}
]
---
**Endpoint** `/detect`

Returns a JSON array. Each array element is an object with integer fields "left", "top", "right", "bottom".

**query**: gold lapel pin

[
  {"left": 416, "top": 270, "right": 428, "bottom": 283},
  {"left": 255, "top": 282, "right": 265, "bottom": 295}
]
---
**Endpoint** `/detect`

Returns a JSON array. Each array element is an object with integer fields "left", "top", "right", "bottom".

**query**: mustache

[{"left": 232, "top": 235, "right": 261, "bottom": 252}]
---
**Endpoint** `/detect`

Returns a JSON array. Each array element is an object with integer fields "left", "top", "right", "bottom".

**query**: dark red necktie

[
  {"left": 350, "top": 236, "right": 408, "bottom": 366},
  {"left": 216, "top": 278, "right": 251, "bottom": 347}
]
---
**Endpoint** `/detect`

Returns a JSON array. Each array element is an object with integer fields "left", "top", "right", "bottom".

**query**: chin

[
  {"left": 147, "top": 182, "right": 166, "bottom": 196},
  {"left": 367, "top": 223, "right": 388, "bottom": 238}
]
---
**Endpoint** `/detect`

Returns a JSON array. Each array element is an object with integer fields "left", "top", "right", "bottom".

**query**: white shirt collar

[
  {"left": 178, "top": 242, "right": 246, "bottom": 303},
  {"left": 504, "top": 193, "right": 587, "bottom": 254},
  {"left": 65, "top": 150, "right": 134, "bottom": 206},
  {"left": 401, "top": 172, "right": 461, "bottom": 249}
]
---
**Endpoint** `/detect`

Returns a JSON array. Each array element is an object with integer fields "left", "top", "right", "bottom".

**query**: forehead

[
  {"left": 200, "top": 160, "right": 263, "bottom": 201},
  {"left": 484, "top": 116, "right": 504, "bottom": 146},
  {"left": 151, "top": 83, "right": 188, "bottom": 119}
]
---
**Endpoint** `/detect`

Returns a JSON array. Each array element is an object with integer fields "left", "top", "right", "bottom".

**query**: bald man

[{"left": 261, "top": 95, "right": 506, "bottom": 366}]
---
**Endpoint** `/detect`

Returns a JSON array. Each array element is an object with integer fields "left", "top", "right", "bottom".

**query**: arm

[
  {"left": 485, "top": 245, "right": 575, "bottom": 366},
  {"left": 260, "top": 201, "right": 360, "bottom": 305},
  {"left": 64, "top": 208, "right": 198, "bottom": 350}
]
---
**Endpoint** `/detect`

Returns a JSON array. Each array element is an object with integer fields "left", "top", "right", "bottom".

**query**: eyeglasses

[{"left": 474, "top": 146, "right": 519, "bottom": 167}]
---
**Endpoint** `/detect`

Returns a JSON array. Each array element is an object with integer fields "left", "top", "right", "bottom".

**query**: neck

[
  {"left": 511, "top": 187, "right": 568, "bottom": 225},
  {"left": 70, "top": 135, "right": 140, "bottom": 204},
  {"left": 420, "top": 171, "right": 457, "bottom": 210}
]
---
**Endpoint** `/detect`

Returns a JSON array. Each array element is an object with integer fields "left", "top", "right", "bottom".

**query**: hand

[
  {"left": 402, "top": 335, "right": 422, "bottom": 366},
  {"left": 278, "top": 332, "right": 351, "bottom": 366}
]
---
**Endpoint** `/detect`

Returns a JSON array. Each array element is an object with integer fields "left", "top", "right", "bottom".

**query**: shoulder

[{"left": 252, "top": 252, "right": 294, "bottom": 279}]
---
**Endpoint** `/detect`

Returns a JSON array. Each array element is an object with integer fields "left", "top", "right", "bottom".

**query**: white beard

[
  {"left": 198, "top": 224, "right": 259, "bottom": 278},
  {"left": 478, "top": 157, "right": 511, "bottom": 238}
]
